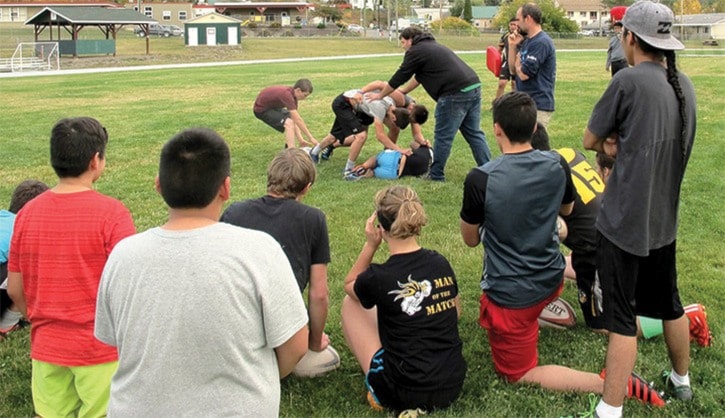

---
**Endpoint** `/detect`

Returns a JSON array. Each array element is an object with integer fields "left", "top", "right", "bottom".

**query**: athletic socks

[
  {"left": 595, "top": 400, "right": 622, "bottom": 418},
  {"left": 669, "top": 369, "right": 690, "bottom": 387}
]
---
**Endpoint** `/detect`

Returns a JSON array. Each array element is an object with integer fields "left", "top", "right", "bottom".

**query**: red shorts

[{"left": 478, "top": 287, "right": 561, "bottom": 382}]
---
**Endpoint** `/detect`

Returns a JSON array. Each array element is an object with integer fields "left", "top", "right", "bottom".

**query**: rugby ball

[
  {"left": 291, "top": 345, "right": 341, "bottom": 378},
  {"left": 301, "top": 146, "right": 313, "bottom": 154},
  {"left": 538, "top": 297, "right": 577, "bottom": 329}
]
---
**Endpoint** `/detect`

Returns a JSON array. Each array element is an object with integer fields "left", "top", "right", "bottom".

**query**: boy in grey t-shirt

[{"left": 95, "top": 128, "right": 308, "bottom": 416}]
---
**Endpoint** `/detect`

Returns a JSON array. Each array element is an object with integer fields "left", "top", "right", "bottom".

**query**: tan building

[
  {"left": 555, "top": 0, "right": 610, "bottom": 30},
  {"left": 123, "top": 1, "right": 193, "bottom": 27},
  {"left": 0, "top": 0, "right": 114, "bottom": 23}
]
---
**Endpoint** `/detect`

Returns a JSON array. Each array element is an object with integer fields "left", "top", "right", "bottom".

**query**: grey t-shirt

[
  {"left": 95, "top": 223, "right": 307, "bottom": 417},
  {"left": 587, "top": 62, "right": 696, "bottom": 256},
  {"left": 358, "top": 95, "right": 395, "bottom": 121}
]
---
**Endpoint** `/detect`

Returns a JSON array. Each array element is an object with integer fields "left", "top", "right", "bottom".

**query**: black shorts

[
  {"left": 330, "top": 113, "right": 372, "bottom": 143},
  {"left": 499, "top": 60, "right": 513, "bottom": 81},
  {"left": 571, "top": 251, "right": 606, "bottom": 330},
  {"left": 366, "top": 349, "right": 462, "bottom": 412},
  {"left": 254, "top": 108, "right": 289, "bottom": 133},
  {"left": 610, "top": 59, "right": 628, "bottom": 77},
  {"left": 595, "top": 234, "right": 684, "bottom": 336}
]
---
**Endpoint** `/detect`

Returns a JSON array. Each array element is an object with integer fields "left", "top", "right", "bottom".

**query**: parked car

[
  {"left": 135, "top": 23, "right": 183, "bottom": 37},
  {"left": 577, "top": 29, "right": 594, "bottom": 36},
  {"left": 346, "top": 24, "right": 364, "bottom": 33}
]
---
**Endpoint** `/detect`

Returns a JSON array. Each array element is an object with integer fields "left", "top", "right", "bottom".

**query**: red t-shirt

[
  {"left": 9, "top": 190, "right": 135, "bottom": 366},
  {"left": 253, "top": 85, "right": 297, "bottom": 114}
]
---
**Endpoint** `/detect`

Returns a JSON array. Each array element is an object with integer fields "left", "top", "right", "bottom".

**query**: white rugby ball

[
  {"left": 291, "top": 345, "right": 341, "bottom": 378},
  {"left": 301, "top": 146, "right": 313, "bottom": 154},
  {"left": 538, "top": 297, "right": 577, "bottom": 330}
]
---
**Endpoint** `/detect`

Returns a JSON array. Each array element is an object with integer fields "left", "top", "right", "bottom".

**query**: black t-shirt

[
  {"left": 556, "top": 148, "right": 604, "bottom": 257},
  {"left": 220, "top": 196, "right": 330, "bottom": 292},
  {"left": 354, "top": 248, "right": 466, "bottom": 391}
]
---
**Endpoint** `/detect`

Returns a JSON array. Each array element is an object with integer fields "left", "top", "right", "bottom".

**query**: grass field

[{"left": 0, "top": 45, "right": 723, "bottom": 417}]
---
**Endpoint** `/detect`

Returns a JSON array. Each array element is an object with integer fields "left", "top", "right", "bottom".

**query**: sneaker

[
  {"left": 398, "top": 408, "right": 426, "bottom": 418},
  {"left": 0, "top": 321, "right": 25, "bottom": 340},
  {"left": 344, "top": 171, "right": 362, "bottom": 181},
  {"left": 308, "top": 149, "right": 319, "bottom": 164},
  {"left": 561, "top": 393, "right": 599, "bottom": 418},
  {"left": 367, "top": 390, "right": 384, "bottom": 412},
  {"left": 684, "top": 303, "right": 712, "bottom": 347},
  {"left": 321, "top": 145, "right": 334, "bottom": 160},
  {"left": 662, "top": 370, "right": 694, "bottom": 401},
  {"left": 599, "top": 369, "right": 666, "bottom": 407}
]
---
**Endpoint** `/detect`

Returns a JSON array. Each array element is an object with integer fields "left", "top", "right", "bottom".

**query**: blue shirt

[
  {"left": 517, "top": 31, "right": 556, "bottom": 112},
  {"left": 0, "top": 210, "right": 16, "bottom": 264}
]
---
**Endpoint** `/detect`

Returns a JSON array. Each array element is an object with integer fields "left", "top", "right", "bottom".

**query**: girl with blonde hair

[{"left": 341, "top": 185, "right": 466, "bottom": 417}]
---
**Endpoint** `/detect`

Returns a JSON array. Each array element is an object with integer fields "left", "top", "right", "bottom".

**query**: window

[
  {"left": 567, "top": 11, "right": 574, "bottom": 17},
  {"left": 162, "top": 11, "right": 171, "bottom": 20},
  {"left": 590, "top": 11, "right": 597, "bottom": 19},
  {"left": 580, "top": 11, "right": 586, "bottom": 17},
  {"left": 264, "top": 13, "right": 275, "bottom": 22},
  {"left": 144, "top": 6, "right": 153, "bottom": 18},
  {"left": 179, "top": 11, "right": 187, "bottom": 20}
]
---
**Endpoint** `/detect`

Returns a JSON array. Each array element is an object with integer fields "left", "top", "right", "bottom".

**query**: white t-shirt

[{"left": 95, "top": 223, "right": 307, "bottom": 417}]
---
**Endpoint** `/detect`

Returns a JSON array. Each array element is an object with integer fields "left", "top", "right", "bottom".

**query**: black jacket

[{"left": 388, "top": 33, "right": 480, "bottom": 101}]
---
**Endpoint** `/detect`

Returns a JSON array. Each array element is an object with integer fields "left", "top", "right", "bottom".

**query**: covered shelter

[{"left": 25, "top": 6, "right": 156, "bottom": 57}]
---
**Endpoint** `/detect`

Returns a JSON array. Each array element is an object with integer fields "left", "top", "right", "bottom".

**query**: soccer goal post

[{"left": 9, "top": 42, "right": 60, "bottom": 72}]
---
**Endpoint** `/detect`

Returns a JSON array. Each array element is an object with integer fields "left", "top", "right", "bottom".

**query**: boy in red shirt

[{"left": 7, "top": 117, "right": 136, "bottom": 417}]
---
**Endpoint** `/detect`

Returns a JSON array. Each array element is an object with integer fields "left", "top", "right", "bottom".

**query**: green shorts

[{"left": 32, "top": 359, "right": 117, "bottom": 418}]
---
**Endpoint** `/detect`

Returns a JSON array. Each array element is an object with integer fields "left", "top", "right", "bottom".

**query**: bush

[
  {"left": 257, "top": 29, "right": 272, "bottom": 37},
  {"left": 269, "top": 22, "right": 282, "bottom": 29},
  {"left": 317, "top": 22, "right": 326, "bottom": 29},
  {"left": 282, "top": 30, "right": 295, "bottom": 37},
  {"left": 429, "top": 17, "right": 479, "bottom": 35},
  {"left": 247, "top": 22, "right": 258, "bottom": 29}
]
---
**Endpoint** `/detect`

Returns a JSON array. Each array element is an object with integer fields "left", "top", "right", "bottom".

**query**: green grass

[{"left": 1, "top": 48, "right": 724, "bottom": 417}]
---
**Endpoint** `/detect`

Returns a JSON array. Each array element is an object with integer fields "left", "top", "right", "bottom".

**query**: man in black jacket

[{"left": 369, "top": 27, "right": 491, "bottom": 181}]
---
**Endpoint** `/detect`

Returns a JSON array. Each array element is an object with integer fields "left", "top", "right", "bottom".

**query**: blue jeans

[{"left": 430, "top": 87, "right": 491, "bottom": 181}]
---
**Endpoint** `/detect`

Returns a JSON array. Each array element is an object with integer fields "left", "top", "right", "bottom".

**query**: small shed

[{"left": 184, "top": 13, "right": 242, "bottom": 46}]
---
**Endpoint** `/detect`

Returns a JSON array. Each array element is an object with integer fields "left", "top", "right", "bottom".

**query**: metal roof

[
  {"left": 674, "top": 13, "right": 725, "bottom": 26},
  {"left": 25, "top": 5, "right": 155, "bottom": 25}
]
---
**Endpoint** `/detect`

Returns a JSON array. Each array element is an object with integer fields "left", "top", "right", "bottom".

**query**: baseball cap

[{"left": 622, "top": 1, "right": 684, "bottom": 50}]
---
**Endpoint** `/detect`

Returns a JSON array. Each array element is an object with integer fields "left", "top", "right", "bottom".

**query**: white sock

[
  {"left": 311, "top": 145, "right": 321, "bottom": 155},
  {"left": 670, "top": 369, "right": 690, "bottom": 387},
  {"left": 0, "top": 309, "right": 22, "bottom": 330},
  {"left": 345, "top": 160, "right": 355, "bottom": 171},
  {"left": 595, "top": 399, "right": 623, "bottom": 418}
]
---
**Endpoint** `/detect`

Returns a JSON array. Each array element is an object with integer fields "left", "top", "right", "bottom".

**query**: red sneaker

[
  {"left": 684, "top": 304, "right": 712, "bottom": 347},
  {"left": 600, "top": 369, "right": 667, "bottom": 407}
]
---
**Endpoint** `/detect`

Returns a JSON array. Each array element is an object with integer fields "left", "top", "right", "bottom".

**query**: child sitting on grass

[{"left": 341, "top": 185, "right": 466, "bottom": 417}]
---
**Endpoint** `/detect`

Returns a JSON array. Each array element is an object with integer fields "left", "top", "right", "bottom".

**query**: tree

[
  {"left": 673, "top": 0, "right": 702, "bottom": 14},
  {"left": 494, "top": 0, "right": 578, "bottom": 33},
  {"left": 311, "top": 5, "right": 343, "bottom": 22},
  {"left": 450, "top": 0, "right": 464, "bottom": 18},
  {"left": 463, "top": 0, "right": 473, "bottom": 22},
  {"left": 702, "top": 0, "right": 725, "bottom": 12},
  {"left": 599, "top": 0, "right": 633, "bottom": 8}
]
